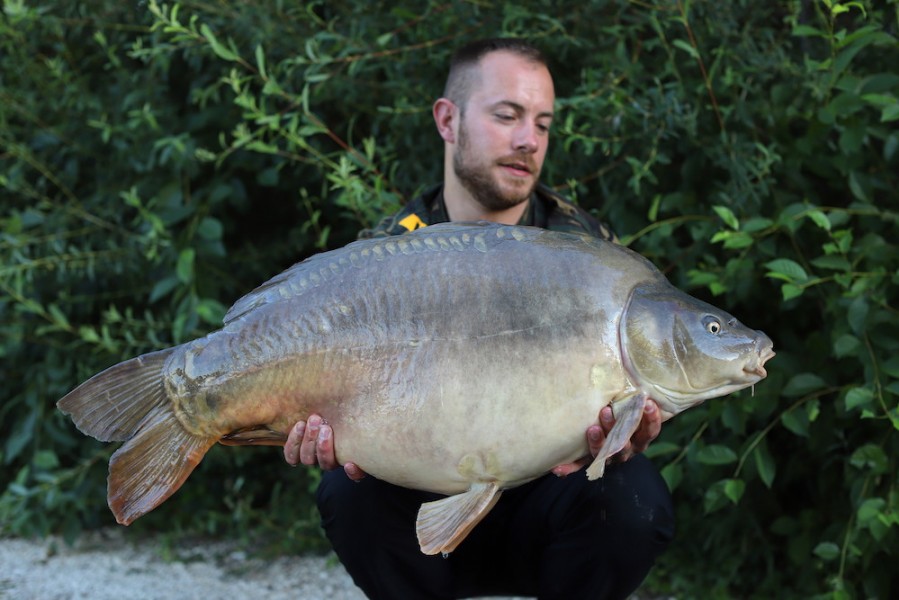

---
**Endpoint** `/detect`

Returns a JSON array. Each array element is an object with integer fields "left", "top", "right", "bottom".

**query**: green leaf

[
  {"left": 696, "top": 444, "right": 738, "bottom": 466},
  {"left": 849, "top": 444, "right": 888, "bottom": 474},
  {"left": 856, "top": 498, "right": 885, "bottom": 525},
  {"left": 660, "top": 463, "right": 682, "bottom": 491},
  {"left": 672, "top": 39, "right": 699, "bottom": 59},
  {"left": 196, "top": 298, "right": 227, "bottom": 326},
  {"left": 255, "top": 44, "right": 267, "bottom": 79},
  {"left": 811, "top": 255, "right": 850, "bottom": 271},
  {"left": 643, "top": 441, "right": 680, "bottom": 459},
  {"left": 79, "top": 325, "right": 100, "bottom": 344},
  {"left": 648, "top": 194, "right": 662, "bottom": 222},
  {"left": 848, "top": 171, "right": 868, "bottom": 202},
  {"left": 47, "top": 304, "right": 70, "bottom": 330},
  {"left": 813, "top": 542, "right": 840, "bottom": 561},
  {"left": 33, "top": 450, "right": 59, "bottom": 470},
  {"left": 782, "top": 409, "right": 810, "bottom": 437},
  {"left": 713, "top": 205, "right": 740, "bottom": 230},
  {"left": 246, "top": 140, "right": 281, "bottom": 155},
  {"left": 805, "top": 209, "right": 831, "bottom": 231},
  {"left": 847, "top": 296, "right": 868, "bottom": 334},
  {"left": 200, "top": 23, "right": 238, "bottom": 61},
  {"left": 882, "top": 357, "right": 899, "bottom": 379},
  {"left": 781, "top": 283, "right": 804, "bottom": 301},
  {"left": 881, "top": 104, "right": 899, "bottom": 122},
  {"left": 724, "top": 478, "right": 745, "bottom": 504},
  {"left": 176, "top": 248, "right": 195, "bottom": 284},
  {"left": 712, "top": 230, "right": 754, "bottom": 249},
  {"left": 782, "top": 373, "right": 828, "bottom": 397},
  {"left": 150, "top": 275, "right": 180, "bottom": 303},
  {"left": 754, "top": 443, "right": 776, "bottom": 488},
  {"left": 376, "top": 32, "right": 393, "bottom": 47},
  {"left": 742, "top": 217, "right": 773, "bottom": 233},
  {"left": 792, "top": 24, "right": 825, "bottom": 37},
  {"left": 861, "top": 93, "right": 896, "bottom": 108},
  {"left": 764, "top": 259, "right": 809, "bottom": 284},
  {"left": 262, "top": 77, "right": 283, "bottom": 96},
  {"left": 831, "top": 2, "right": 865, "bottom": 19},
  {"left": 5, "top": 412, "right": 35, "bottom": 462},
  {"left": 844, "top": 386, "right": 874, "bottom": 411},
  {"left": 832, "top": 334, "right": 859, "bottom": 358},
  {"left": 197, "top": 217, "right": 223, "bottom": 241}
]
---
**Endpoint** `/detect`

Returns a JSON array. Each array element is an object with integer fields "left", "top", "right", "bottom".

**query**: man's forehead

[{"left": 470, "top": 52, "right": 555, "bottom": 109}]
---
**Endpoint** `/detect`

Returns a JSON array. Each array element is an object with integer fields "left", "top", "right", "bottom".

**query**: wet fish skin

[{"left": 57, "top": 222, "right": 774, "bottom": 555}]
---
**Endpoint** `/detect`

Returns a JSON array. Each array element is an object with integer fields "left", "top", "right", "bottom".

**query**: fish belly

[{"left": 333, "top": 338, "right": 616, "bottom": 494}]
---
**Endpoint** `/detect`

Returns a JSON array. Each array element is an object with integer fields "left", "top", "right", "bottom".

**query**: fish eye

[{"left": 704, "top": 318, "right": 721, "bottom": 334}]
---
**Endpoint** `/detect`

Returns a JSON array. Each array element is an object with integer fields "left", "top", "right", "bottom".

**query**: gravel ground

[
  {"left": 0, "top": 529, "right": 529, "bottom": 600},
  {"left": 0, "top": 529, "right": 366, "bottom": 600}
]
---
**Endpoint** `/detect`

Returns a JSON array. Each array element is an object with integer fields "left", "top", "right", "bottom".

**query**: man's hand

[
  {"left": 283, "top": 414, "right": 366, "bottom": 481},
  {"left": 551, "top": 400, "right": 661, "bottom": 477}
]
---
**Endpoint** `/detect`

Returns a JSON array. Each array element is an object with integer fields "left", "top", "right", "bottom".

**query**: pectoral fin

[
  {"left": 416, "top": 482, "right": 502, "bottom": 556},
  {"left": 586, "top": 393, "right": 648, "bottom": 480},
  {"left": 220, "top": 425, "right": 287, "bottom": 446}
]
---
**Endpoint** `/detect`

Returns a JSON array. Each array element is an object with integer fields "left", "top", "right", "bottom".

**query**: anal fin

[
  {"left": 586, "top": 393, "right": 648, "bottom": 480},
  {"left": 416, "top": 482, "right": 502, "bottom": 556}
]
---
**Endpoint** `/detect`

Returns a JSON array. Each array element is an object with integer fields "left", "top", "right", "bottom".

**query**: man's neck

[{"left": 442, "top": 180, "right": 529, "bottom": 225}]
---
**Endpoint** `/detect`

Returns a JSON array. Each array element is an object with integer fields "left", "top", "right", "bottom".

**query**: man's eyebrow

[{"left": 491, "top": 100, "right": 554, "bottom": 119}]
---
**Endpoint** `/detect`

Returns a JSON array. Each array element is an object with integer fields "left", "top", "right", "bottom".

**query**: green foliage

[{"left": 1, "top": 0, "right": 897, "bottom": 597}]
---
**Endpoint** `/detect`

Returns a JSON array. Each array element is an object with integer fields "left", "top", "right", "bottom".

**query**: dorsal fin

[{"left": 221, "top": 222, "right": 536, "bottom": 325}]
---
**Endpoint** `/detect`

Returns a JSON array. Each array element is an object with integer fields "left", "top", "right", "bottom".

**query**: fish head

[{"left": 619, "top": 282, "right": 775, "bottom": 419}]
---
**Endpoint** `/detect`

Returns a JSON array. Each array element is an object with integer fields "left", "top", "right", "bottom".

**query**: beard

[{"left": 452, "top": 120, "right": 539, "bottom": 212}]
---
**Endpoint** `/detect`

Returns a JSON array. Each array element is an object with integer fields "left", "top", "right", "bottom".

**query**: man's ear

[{"left": 433, "top": 98, "right": 457, "bottom": 144}]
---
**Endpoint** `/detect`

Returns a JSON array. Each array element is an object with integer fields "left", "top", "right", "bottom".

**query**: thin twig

[{"left": 676, "top": 1, "right": 725, "bottom": 132}]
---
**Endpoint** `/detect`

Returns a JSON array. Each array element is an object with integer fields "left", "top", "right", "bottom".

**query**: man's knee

[
  {"left": 315, "top": 471, "right": 438, "bottom": 537},
  {"left": 315, "top": 469, "right": 359, "bottom": 522},
  {"left": 592, "top": 454, "right": 675, "bottom": 549}
]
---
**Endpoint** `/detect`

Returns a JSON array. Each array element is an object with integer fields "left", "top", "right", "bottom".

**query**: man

[{"left": 284, "top": 38, "right": 674, "bottom": 599}]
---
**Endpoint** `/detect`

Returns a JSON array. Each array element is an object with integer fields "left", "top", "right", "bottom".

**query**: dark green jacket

[{"left": 358, "top": 183, "right": 617, "bottom": 241}]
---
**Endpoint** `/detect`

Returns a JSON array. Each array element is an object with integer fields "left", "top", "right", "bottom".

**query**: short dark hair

[{"left": 443, "top": 38, "right": 549, "bottom": 108}]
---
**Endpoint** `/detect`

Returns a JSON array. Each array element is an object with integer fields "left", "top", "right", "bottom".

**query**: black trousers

[{"left": 315, "top": 454, "right": 674, "bottom": 600}]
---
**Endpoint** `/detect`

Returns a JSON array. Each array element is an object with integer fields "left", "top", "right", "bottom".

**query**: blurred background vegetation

[{"left": 1, "top": 0, "right": 897, "bottom": 597}]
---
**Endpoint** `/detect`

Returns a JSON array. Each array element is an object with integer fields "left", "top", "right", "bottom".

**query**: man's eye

[{"left": 496, "top": 114, "right": 515, "bottom": 121}]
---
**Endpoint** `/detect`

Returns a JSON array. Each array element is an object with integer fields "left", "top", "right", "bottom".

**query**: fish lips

[{"left": 744, "top": 343, "right": 776, "bottom": 378}]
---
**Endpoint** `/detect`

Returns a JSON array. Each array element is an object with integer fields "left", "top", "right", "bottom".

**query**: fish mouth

[
  {"left": 656, "top": 343, "right": 776, "bottom": 407},
  {"left": 743, "top": 346, "right": 776, "bottom": 379},
  {"left": 744, "top": 364, "right": 768, "bottom": 378}
]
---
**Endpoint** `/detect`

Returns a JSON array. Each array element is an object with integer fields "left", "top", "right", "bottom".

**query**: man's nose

[{"left": 513, "top": 123, "right": 539, "bottom": 153}]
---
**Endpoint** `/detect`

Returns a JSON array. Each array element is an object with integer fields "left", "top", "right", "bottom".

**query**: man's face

[{"left": 451, "top": 51, "right": 555, "bottom": 212}]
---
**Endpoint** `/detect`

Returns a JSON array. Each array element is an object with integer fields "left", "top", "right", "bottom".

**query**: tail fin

[
  {"left": 58, "top": 349, "right": 173, "bottom": 442},
  {"left": 57, "top": 348, "right": 217, "bottom": 525}
]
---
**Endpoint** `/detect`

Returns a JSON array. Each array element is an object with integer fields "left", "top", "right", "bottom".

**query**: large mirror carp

[{"left": 58, "top": 222, "right": 775, "bottom": 555}]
